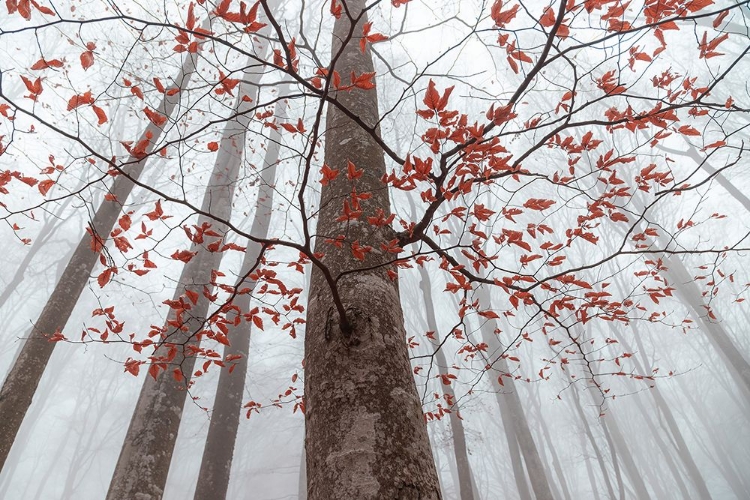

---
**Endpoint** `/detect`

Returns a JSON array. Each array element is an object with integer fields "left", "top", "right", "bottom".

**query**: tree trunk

[
  {"left": 570, "top": 383, "right": 616, "bottom": 500},
  {"left": 622, "top": 324, "right": 712, "bottom": 500},
  {"left": 602, "top": 411, "right": 652, "bottom": 499},
  {"left": 419, "top": 267, "right": 476, "bottom": 500},
  {"left": 528, "top": 386, "right": 572, "bottom": 500},
  {"left": 0, "top": 48, "right": 201, "bottom": 473},
  {"left": 664, "top": 254, "right": 750, "bottom": 395},
  {"left": 106, "top": 54, "right": 254, "bottom": 500},
  {"left": 303, "top": 2, "right": 441, "bottom": 498},
  {"left": 475, "top": 287, "right": 554, "bottom": 500},
  {"left": 193, "top": 84, "right": 285, "bottom": 500}
]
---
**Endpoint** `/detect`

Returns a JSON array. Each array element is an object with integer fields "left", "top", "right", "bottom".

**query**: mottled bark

[
  {"left": 106, "top": 57, "right": 255, "bottom": 500},
  {"left": 303, "top": 2, "right": 441, "bottom": 498},
  {"left": 193, "top": 84, "right": 285, "bottom": 500},
  {"left": 0, "top": 49, "right": 201, "bottom": 473},
  {"left": 419, "top": 268, "right": 476, "bottom": 500}
]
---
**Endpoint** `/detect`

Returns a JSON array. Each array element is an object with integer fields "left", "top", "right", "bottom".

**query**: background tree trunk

[
  {"left": 419, "top": 267, "right": 476, "bottom": 500},
  {"left": 303, "top": 2, "right": 441, "bottom": 498}
]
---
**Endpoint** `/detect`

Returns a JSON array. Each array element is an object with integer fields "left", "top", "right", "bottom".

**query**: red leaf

[
  {"left": 98, "top": 267, "right": 113, "bottom": 288},
  {"left": 143, "top": 107, "right": 167, "bottom": 126},
  {"left": 207, "top": 141, "right": 219, "bottom": 151},
  {"left": 92, "top": 104, "right": 107, "bottom": 125},
  {"left": 124, "top": 358, "right": 141, "bottom": 376},
  {"left": 320, "top": 164, "right": 339, "bottom": 186},
  {"left": 80, "top": 50, "right": 94, "bottom": 70},
  {"left": 67, "top": 90, "right": 93, "bottom": 110},
  {"left": 37, "top": 179, "right": 54, "bottom": 195},
  {"left": 172, "top": 250, "right": 197, "bottom": 263},
  {"left": 346, "top": 160, "right": 363, "bottom": 180},
  {"left": 350, "top": 71, "right": 376, "bottom": 90},
  {"left": 20, "top": 75, "right": 43, "bottom": 95},
  {"left": 30, "top": 58, "right": 63, "bottom": 70},
  {"left": 30, "top": 0, "right": 54, "bottom": 15},
  {"left": 523, "top": 198, "right": 556, "bottom": 211},
  {"left": 678, "top": 125, "right": 701, "bottom": 136},
  {"left": 252, "top": 315, "right": 264, "bottom": 331}
]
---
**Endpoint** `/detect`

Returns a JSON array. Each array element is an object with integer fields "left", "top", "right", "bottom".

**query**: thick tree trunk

[
  {"left": 106, "top": 57, "right": 254, "bottom": 500},
  {"left": 303, "top": 2, "right": 441, "bottom": 498},
  {"left": 419, "top": 268, "right": 476, "bottom": 500},
  {"left": 193, "top": 85, "right": 285, "bottom": 500},
  {"left": 0, "top": 49, "right": 201, "bottom": 473}
]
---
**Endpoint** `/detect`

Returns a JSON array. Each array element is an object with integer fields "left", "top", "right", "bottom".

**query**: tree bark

[
  {"left": 303, "top": 2, "right": 441, "bottom": 498},
  {"left": 106, "top": 53, "right": 254, "bottom": 500},
  {"left": 0, "top": 48, "right": 201, "bottom": 473}
]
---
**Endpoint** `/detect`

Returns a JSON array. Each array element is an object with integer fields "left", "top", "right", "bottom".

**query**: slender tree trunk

[
  {"left": 0, "top": 191, "right": 78, "bottom": 310},
  {"left": 620, "top": 324, "right": 713, "bottom": 500},
  {"left": 672, "top": 374, "right": 750, "bottom": 498},
  {"left": 570, "top": 383, "right": 616, "bottom": 500},
  {"left": 579, "top": 429, "right": 602, "bottom": 500},
  {"left": 528, "top": 386, "right": 572, "bottom": 500},
  {"left": 192, "top": 83, "right": 285, "bottom": 500},
  {"left": 0, "top": 48, "right": 201, "bottom": 472},
  {"left": 475, "top": 287, "right": 554, "bottom": 500},
  {"left": 419, "top": 268, "right": 476, "bottom": 500},
  {"left": 303, "top": 2, "right": 441, "bottom": 498},
  {"left": 106, "top": 54, "right": 253, "bottom": 500},
  {"left": 602, "top": 412, "right": 652, "bottom": 499},
  {"left": 599, "top": 413, "right": 627, "bottom": 500},
  {"left": 664, "top": 255, "right": 750, "bottom": 395},
  {"left": 500, "top": 404, "right": 533, "bottom": 500}
]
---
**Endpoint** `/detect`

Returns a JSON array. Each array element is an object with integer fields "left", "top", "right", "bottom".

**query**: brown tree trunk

[
  {"left": 0, "top": 48, "right": 201, "bottom": 473},
  {"left": 192, "top": 84, "right": 285, "bottom": 500},
  {"left": 303, "top": 2, "right": 441, "bottom": 498},
  {"left": 106, "top": 56, "right": 254, "bottom": 500}
]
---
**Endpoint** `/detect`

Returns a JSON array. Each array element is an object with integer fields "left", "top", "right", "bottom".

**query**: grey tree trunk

[
  {"left": 602, "top": 411, "right": 652, "bottom": 499},
  {"left": 475, "top": 287, "right": 555, "bottom": 500},
  {"left": 303, "top": 2, "right": 441, "bottom": 498},
  {"left": 528, "top": 386, "right": 572, "bottom": 500},
  {"left": 664, "top": 250, "right": 750, "bottom": 395},
  {"left": 192, "top": 84, "right": 286, "bottom": 500},
  {"left": 622, "top": 324, "right": 712, "bottom": 500},
  {"left": 106, "top": 55, "right": 255, "bottom": 500},
  {"left": 419, "top": 267, "right": 476, "bottom": 500},
  {"left": 0, "top": 48, "right": 201, "bottom": 473},
  {"left": 570, "top": 383, "right": 616, "bottom": 500}
]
